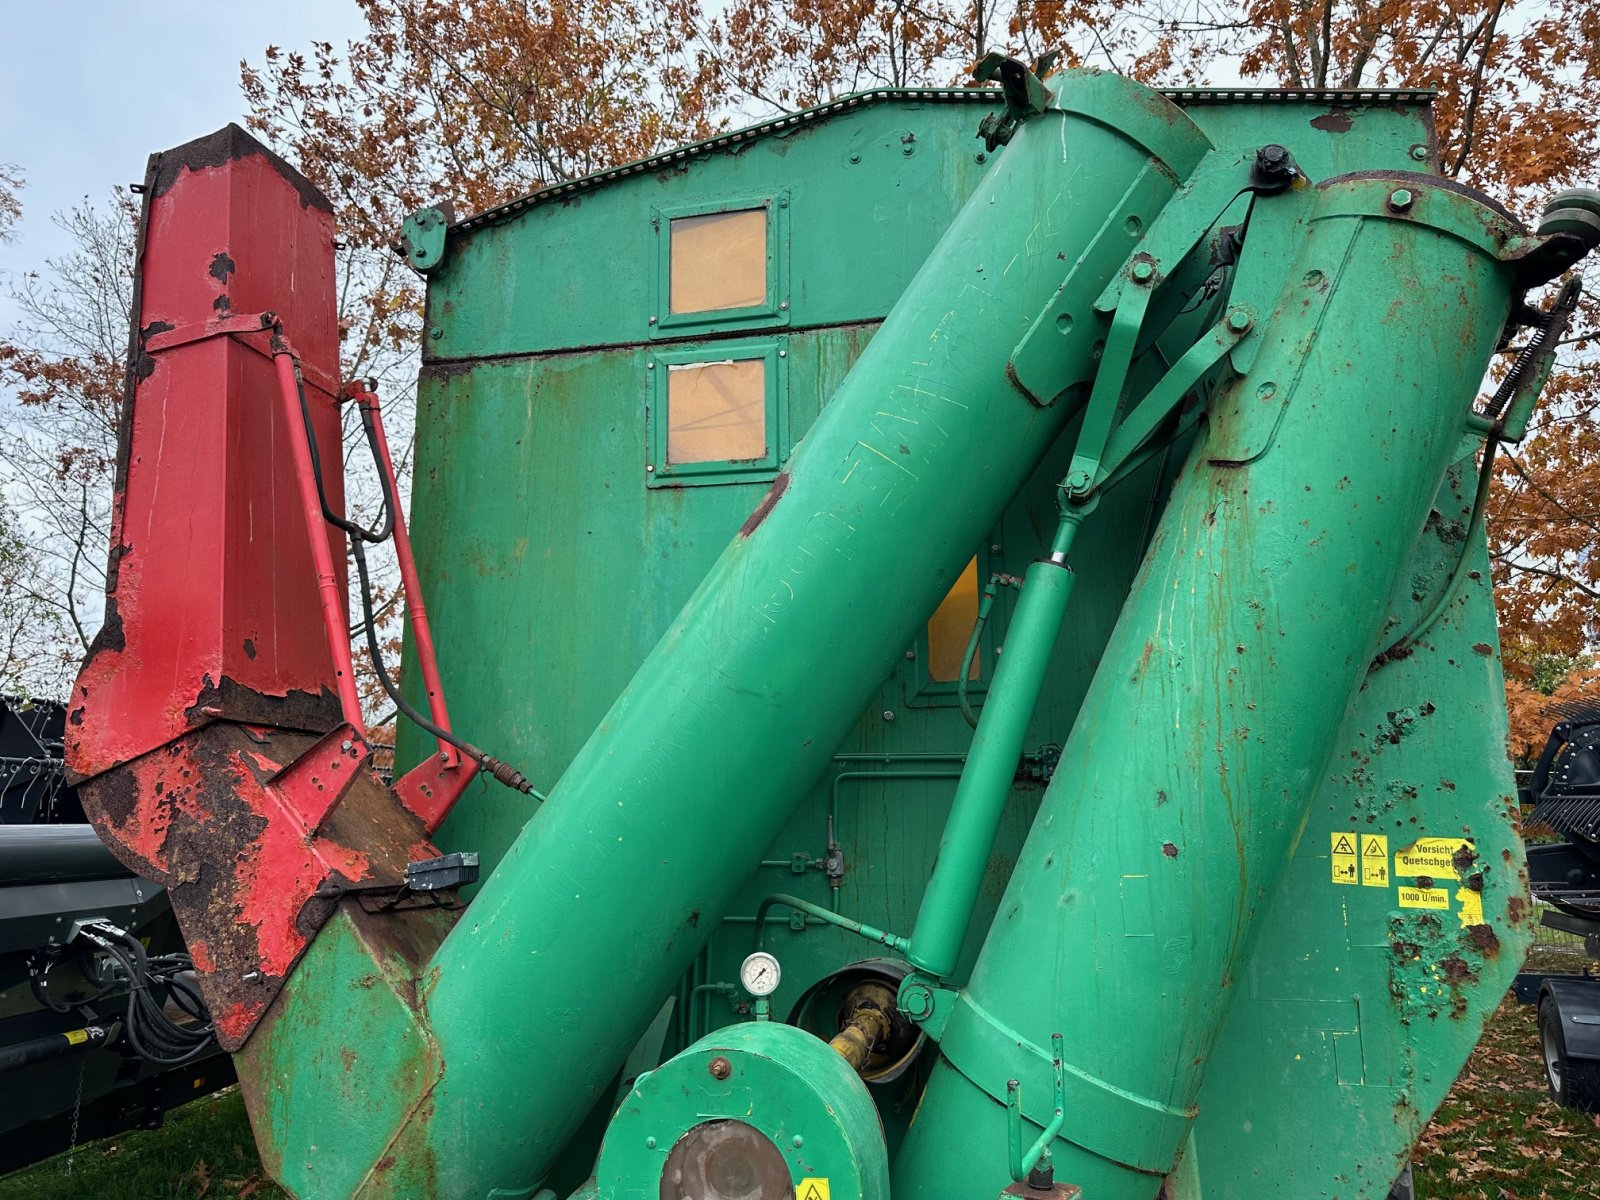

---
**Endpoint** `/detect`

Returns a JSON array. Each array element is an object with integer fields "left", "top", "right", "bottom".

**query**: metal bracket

[
  {"left": 400, "top": 203, "right": 454, "bottom": 275},
  {"left": 973, "top": 54, "right": 1056, "bottom": 151},
  {"left": 1007, "top": 1032, "right": 1066, "bottom": 1183},
  {"left": 1009, "top": 145, "right": 1300, "bottom": 412}
]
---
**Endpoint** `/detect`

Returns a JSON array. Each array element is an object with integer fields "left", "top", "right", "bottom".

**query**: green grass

[
  {"left": 3, "top": 994, "right": 1597, "bottom": 1199},
  {"left": 0, "top": 1088, "right": 285, "bottom": 1200}
]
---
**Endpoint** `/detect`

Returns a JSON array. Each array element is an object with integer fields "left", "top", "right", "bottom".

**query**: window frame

[
  {"left": 652, "top": 192, "right": 791, "bottom": 337},
  {"left": 905, "top": 544, "right": 1003, "bottom": 708},
  {"left": 646, "top": 337, "right": 789, "bottom": 488}
]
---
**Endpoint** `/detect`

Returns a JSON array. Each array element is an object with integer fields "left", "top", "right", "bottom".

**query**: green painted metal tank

[{"left": 221, "top": 60, "right": 1598, "bottom": 1200}]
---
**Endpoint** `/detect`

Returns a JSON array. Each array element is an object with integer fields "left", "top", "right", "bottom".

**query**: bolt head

[
  {"left": 1130, "top": 260, "right": 1155, "bottom": 283},
  {"left": 1388, "top": 188, "right": 1415, "bottom": 212},
  {"left": 1226, "top": 309, "right": 1252, "bottom": 333},
  {"left": 882, "top": 710, "right": 896, "bottom": 722},
  {"left": 708, "top": 1056, "right": 732, "bottom": 1080}
]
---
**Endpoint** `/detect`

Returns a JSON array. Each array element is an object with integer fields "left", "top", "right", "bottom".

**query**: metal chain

[{"left": 66, "top": 1055, "right": 86, "bottom": 1176}]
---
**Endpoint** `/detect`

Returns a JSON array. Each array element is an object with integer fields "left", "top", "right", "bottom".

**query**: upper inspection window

[
  {"left": 671, "top": 210, "right": 767, "bottom": 314},
  {"left": 655, "top": 194, "right": 789, "bottom": 335}
]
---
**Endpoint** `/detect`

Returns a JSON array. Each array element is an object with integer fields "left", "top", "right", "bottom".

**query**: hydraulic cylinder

[
  {"left": 407, "top": 71, "right": 1213, "bottom": 1199},
  {"left": 892, "top": 176, "right": 1531, "bottom": 1198}
]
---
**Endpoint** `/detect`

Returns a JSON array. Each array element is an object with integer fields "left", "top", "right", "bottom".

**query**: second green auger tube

[
  {"left": 891, "top": 176, "right": 1542, "bottom": 1197},
  {"left": 385, "top": 69, "right": 1215, "bottom": 1200}
]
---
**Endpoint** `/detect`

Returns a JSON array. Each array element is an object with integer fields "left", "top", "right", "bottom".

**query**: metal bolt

[
  {"left": 1409, "top": 144, "right": 1430, "bottom": 162},
  {"left": 848, "top": 153, "right": 861, "bottom": 164},
  {"left": 990, "top": 543, "right": 1003, "bottom": 554},
  {"left": 792, "top": 1135, "right": 804, "bottom": 1149},
  {"left": 646, "top": 1136, "right": 657, "bottom": 1149},
  {"left": 341, "top": 739, "right": 353, "bottom": 752},
  {"left": 778, "top": 349, "right": 786, "bottom": 358},
  {"left": 1226, "top": 308, "right": 1252, "bottom": 334},
  {"left": 1130, "top": 259, "right": 1155, "bottom": 284},
  {"left": 975, "top": 153, "right": 987, "bottom": 164},
  {"left": 901, "top": 984, "right": 933, "bottom": 1020},
  {"left": 243, "top": 971, "right": 260, "bottom": 982},
  {"left": 779, "top": 301, "right": 789, "bottom": 311},
  {"left": 429, "top": 328, "right": 443, "bottom": 341},
  {"left": 648, "top": 315, "right": 657, "bottom": 325},
  {"left": 645, "top": 464, "right": 655, "bottom": 473},
  {"left": 1255, "top": 143, "right": 1292, "bottom": 180},
  {"left": 882, "top": 710, "right": 896, "bottom": 722},
  {"left": 905, "top": 649, "right": 916, "bottom": 660},
  {"left": 708, "top": 1056, "right": 732, "bottom": 1080},
  {"left": 1388, "top": 188, "right": 1414, "bottom": 213},
  {"left": 647, "top": 361, "right": 655, "bottom": 369}
]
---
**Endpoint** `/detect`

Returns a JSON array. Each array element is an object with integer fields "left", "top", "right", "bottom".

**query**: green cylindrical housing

[
  {"left": 892, "top": 178, "right": 1526, "bottom": 1197},
  {"left": 407, "top": 72, "right": 1212, "bottom": 1198},
  {"left": 908, "top": 553, "right": 1077, "bottom": 978}
]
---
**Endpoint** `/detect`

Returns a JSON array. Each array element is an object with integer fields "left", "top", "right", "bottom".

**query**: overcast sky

[{"left": 0, "top": 0, "right": 368, "bottom": 329}]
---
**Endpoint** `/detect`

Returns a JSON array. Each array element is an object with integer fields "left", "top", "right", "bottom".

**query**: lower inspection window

[
  {"left": 909, "top": 551, "right": 999, "bottom": 706},
  {"left": 648, "top": 339, "right": 787, "bottom": 486}
]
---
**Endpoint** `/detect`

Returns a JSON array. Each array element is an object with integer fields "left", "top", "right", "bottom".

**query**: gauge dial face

[{"left": 739, "top": 951, "right": 782, "bottom": 996}]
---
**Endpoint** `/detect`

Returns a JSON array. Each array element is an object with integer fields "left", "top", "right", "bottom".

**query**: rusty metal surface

[{"left": 78, "top": 721, "right": 437, "bottom": 1048}]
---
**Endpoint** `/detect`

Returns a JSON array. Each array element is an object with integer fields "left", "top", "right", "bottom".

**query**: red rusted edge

[
  {"left": 79, "top": 722, "right": 438, "bottom": 1049},
  {"left": 393, "top": 755, "right": 482, "bottom": 834}
]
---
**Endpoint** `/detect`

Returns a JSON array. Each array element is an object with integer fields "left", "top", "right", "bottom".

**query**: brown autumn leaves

[{"left": 5, "top": 0, "right": 1598, "bottom": 759}]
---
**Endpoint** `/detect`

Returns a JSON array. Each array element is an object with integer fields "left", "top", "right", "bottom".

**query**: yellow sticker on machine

[
  {"left": 1360, "top": 834, "right": 1389, "bottom": 887},
  {"left": 1330, "top": 832, "right": 1358, "bottom": 886},
  {"left": 63, "top": 1028, "right": 88, "bottom": 1046},
  {"left": 1395, "top": 837, "right": 1475, "bottom": 880},
  {"left": 1457, "top": 886, "right": 1485, "bottom": 927},
  {"left": 798, "top": 1181, "right": 831, "bottom": 1200},
  {"left": 1398, "top": 885, "right": 1451, "bottom": 910}
]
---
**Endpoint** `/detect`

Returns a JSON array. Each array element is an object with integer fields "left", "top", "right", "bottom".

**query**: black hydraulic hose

[
  {"left": 0, "top": 1022, "right": 116, "bottom": 1074},
  {"left": 349, "top": 538, "right": 537, "bottom": 796},
  {"left": 287, "top": 351, "right": 537, "bottom": 797},
  {"left": 289, "top": 357, "right": 392, "bottom": 544},
  {"left": 80, "top": 922, "right": 216, "bottom": 1068}
]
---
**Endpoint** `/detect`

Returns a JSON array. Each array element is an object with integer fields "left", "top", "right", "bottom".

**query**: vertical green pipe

[
  {"left": 908, "top": 511, "right": 1084, "bottom": 978},
  {"left": 893, "top": 178, "right": 1529, "bottom": 1198},
  {"left": 394, "top": 72, "right": 1212, "bottom": 1200}
]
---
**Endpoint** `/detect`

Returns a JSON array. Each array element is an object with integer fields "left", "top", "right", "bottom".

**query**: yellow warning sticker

[
  {"left": 798, "top": 1181, "right": 831, "bottom": 1200},
  {"left": 1399, "top": 885, "right": 1451, "bottom": 910},
  {"left": 64, "top": 1028, "right": 87, "bottom": 1046},
  {"left": 1360, "top": 834, "right": 1389, "bottom": 887},
  {"left": 1456, "top": 886, "right": 1485, "bottom": 927},
  {"left": 1395, "top": 837, "right": 1475, "bottom": 880},
  {"left": 1330, "top": 832, "right": 1358, "bottom": 886}
]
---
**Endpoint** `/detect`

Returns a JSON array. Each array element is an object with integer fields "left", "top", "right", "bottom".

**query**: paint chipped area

[
  {"left": 78, "top": 719, "right": 435, "bottom": 1049},
  {"left": 226, "top": 751, "right": 373, "bottom": 978}
]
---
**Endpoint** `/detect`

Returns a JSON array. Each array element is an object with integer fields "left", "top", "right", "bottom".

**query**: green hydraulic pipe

[
  {"left": 893, "top": 176, "right": 1539, "bottom": 1198},
  {"left": 907, "top": 506, "right": 1088, "bottom": 978},
  {"left": 754, "top": 893, "right": 909, "bottom": 954},
  {"left": 384, "top": 69, "right": 1213, "bottom": 1199}
]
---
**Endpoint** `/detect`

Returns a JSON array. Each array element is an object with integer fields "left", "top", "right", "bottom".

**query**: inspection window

[
  {"left": 908, "top": 550, "right": 1001, "bottom": 707},
  {"left": 647, "top": 338, "right": 787, "bottom": 487},
  {"left": 653, "top": 193, "right": 790, "bottom": 335}
]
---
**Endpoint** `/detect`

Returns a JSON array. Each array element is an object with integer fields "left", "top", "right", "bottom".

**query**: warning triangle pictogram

[
  {"left": 1365, "top": 840, "right": 1385, "bottom": 856},
  {"left": 1332, "top": 835, "right": 1355, "bottom": 854},
  {"left": 800, "top": 1186, "right": 825, "bottom": 1200}
]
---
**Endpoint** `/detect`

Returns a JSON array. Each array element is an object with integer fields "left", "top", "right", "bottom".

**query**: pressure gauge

[{"left": 740, "top": 951, "right": 782, "bottom": 997}]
